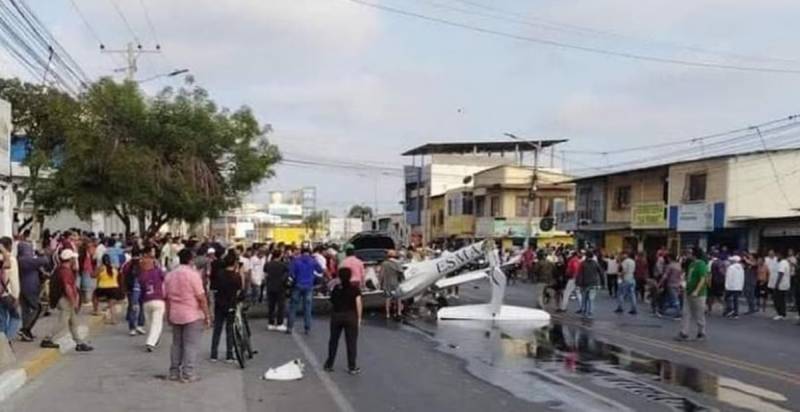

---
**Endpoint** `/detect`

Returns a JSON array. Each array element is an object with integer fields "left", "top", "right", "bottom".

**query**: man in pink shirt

[
  {"left": 340, "top": 248, "right": 365, "bottom": 288},
  {"left": 164, "top": 249, "right": 210, "bottom": 383}
]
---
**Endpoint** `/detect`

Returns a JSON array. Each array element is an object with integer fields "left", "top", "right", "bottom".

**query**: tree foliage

[
  {"left": 41, "top": 77, "right": 281, "bottom": 235},
  {"left": 0, "top": 78, "right": 80, "bottom": 231},
  {"left": 348, "top": 205, "right": 374, "bottom": 220}
]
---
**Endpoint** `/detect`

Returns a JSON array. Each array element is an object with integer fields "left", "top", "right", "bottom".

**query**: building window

[
  {"left": 614, "top": 186, "right": 631, "bottom": 210},
  {"left": 475, "top": 196, "right": 485, "bottom": 217},
  {"left": 447, "top": 198, "right": 454, "bottom": 216},
  {"left": 490, "top": 196, "right": 501, "bottom": 217},
  {"left": 686, "top": 173, "right": 707, "bottom": 202},
  {"left": 438, "top": 210, "right": 444, "bottom": 226},
  {"left": 463, "top": 193, "right": 474, "bottom": 215},
  {"left": 515, "top": 196, "right": 529, "bottom": 217},
  {"left": 578, "top": 187, "right": 592, "bottom": 211}
]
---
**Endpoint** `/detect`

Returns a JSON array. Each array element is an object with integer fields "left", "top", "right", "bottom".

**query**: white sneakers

[
  {"left": 267, "top": 325, "right": 276, "bottom": 331},
  {"left": 773, "top": 315, "right": 785, "bottom": 321},
  {"left": 267, "top": 324, "right": 287, "bottom": 332},
  {"left": 135, "top": 327, "right": 146, "bottom": 335},
  {"left": 263, "top": 359, "right": 305, "bottom": 381}
]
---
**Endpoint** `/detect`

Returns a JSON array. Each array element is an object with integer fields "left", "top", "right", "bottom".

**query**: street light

[{"left": 136, "top": 68, "right": 190, "bottom": 84}]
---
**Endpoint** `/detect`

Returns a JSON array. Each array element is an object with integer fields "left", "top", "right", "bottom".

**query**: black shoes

[
  {"left": 40, "top": 339, "right": 59, "bottom": 349},
  {"left": 75, "top": 343, "right": 94, "bottom": 352}
]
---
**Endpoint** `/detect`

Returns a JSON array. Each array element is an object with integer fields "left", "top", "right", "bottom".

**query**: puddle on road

[{"left": 403, "top": 319, "right": 791, "bottom": 412}]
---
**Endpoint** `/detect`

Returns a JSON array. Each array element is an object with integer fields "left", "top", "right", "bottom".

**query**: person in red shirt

[
  {"left": 558, "top": 251, "right": 583, "bottom": 312},
  {"left": 40, "top": 249, "right": 93, "bottom": 352}
]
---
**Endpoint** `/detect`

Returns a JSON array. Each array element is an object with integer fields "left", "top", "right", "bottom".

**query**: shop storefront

[{"left": 760, "top": 221, "right": 800, "bottom": 253}]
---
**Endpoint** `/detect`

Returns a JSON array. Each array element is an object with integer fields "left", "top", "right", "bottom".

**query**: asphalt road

[{"left": 3, "top": 283, "right": 798, "bottom": 412}]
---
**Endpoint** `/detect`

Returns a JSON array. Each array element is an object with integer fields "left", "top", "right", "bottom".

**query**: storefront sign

[
  {"left": 677, "top": 203, "right": 714, "bottom": 232},
  {"left": 476, "top": 217, "right": 551, "bottom": 238},
  {"left": 631, "top": 202, "right": 667, "bottom": 229}
]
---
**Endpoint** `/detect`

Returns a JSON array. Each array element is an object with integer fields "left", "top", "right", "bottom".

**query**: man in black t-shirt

[{"left": 264, "top": 251, "right": 289, "bottom": 331}]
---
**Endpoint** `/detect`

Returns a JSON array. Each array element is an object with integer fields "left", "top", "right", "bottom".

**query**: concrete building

[
  {"left": 561, "top": 148, "right": 800, "bottom": 255},
  {"left": 364, "top": 213, "right": 409, "bottom": 247},
  {"left": 472, "top": 165, "right": 574, "bottom": 250},
  {"left": 328, "top": 217, "right": 363, "bottom": 243},
  {"left": 402, "top": 140, "right": 565, "bottom": 245}
]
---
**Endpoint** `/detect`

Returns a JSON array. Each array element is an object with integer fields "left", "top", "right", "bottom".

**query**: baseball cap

[
  {"left": 60, "top": 249, "right": 77, "bottom": 261},
  {"left": 206, "top": 247, "right": 216, "bottom": 255}
]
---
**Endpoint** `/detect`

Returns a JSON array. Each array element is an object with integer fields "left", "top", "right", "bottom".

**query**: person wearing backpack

[{"left": 40, "top": 249, "right": 93, "bottom": 352}]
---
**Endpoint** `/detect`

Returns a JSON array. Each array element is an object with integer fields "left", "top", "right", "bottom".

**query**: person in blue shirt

[{"left": 287, "top": 247, "right": 323, "bottom": 335}]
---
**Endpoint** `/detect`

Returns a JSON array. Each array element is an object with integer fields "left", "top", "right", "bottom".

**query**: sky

[{"left": 7, "top": 0, "right": 800, "bottom": 216}]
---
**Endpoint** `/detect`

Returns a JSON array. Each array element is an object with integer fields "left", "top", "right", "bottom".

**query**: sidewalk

[{"left": 0, "top": 303, "right": 106, "bottom": 402}]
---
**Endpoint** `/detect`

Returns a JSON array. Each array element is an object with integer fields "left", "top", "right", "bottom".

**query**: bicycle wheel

[{"left": 232, "top": 323, "right": 246, "bottom": 369}]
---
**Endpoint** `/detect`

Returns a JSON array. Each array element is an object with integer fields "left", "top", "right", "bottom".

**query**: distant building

[
  {"left": 364, "top": 213, "right": 409, "bottom": 247},
  {"left": 402, "top": 140, "right": 566, "bottom": 245},
  {"left": 559, "top": 147, "right": 800, "bottom": 255},
  {"left": 327, "top": 217, "right": 363, "bottom": 243}
]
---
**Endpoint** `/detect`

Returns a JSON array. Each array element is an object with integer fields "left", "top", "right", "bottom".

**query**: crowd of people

[
  {"left": 516, "top": 243, "right": 800, "bottom": 341},
  {"left": 0, "top": 229, "right": 370, "bottom": 381},
  {"left": 3, "top": 228, "right": 798, "bottom": 382}
]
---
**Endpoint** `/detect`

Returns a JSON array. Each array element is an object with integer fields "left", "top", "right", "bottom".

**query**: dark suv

[{"left": 348, "top": 231, "right": 396, "bottom": 264}]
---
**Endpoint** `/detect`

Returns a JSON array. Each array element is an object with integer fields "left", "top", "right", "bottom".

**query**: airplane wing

[{"left": 433, "top": 269, "right": 489, "bottom": 290}]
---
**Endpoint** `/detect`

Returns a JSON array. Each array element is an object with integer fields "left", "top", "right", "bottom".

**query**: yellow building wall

[
  {"left": 429, "top": 195, "right": 446, "bottom": 239},
  {"left": 444, "top": 215, "right": 475, "bottom": 237},
  {"left": 606, "top": 169, "right": 667, "bottom": 223},
  {"left": 668, "top": 158, "right": 728, "bottom": 205},
  {"left": 605, "top": 232, "right": 624, "bottom": 254},
  {"left": 271, "top": 227, "right": 308, "bottom": 245}
]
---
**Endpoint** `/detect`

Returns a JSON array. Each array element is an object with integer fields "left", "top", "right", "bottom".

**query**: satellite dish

[{"left": 539, "top": 217, "right": 554, "bottom": 231}]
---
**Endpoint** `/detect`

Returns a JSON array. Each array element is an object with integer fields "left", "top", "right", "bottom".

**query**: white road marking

[{"left": 292, "top": 333, "right": 356, "bottom": 412}]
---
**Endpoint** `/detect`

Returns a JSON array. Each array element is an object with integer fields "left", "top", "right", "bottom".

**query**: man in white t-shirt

[
  {"left": 249, "top": 250, "right": 267, "bottom": 303},
  {"left": 605, "top": 254, "right": 620, "bottom": 298},
  {"left": 770, "top": 251, "right": 793, "bottom": 320}
]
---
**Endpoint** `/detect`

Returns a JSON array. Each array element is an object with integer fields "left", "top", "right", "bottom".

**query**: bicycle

[{"left": 232, "top": 300, "right": 256, "bottom": 369}]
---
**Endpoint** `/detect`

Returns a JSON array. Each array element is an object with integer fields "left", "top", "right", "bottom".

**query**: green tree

[
  {"left": 348, "top": 205, "right": 374, "bottom": 221},
  {"left": 303, "top": 211, "right": 326, "bottom": 240},
  {"left": 0, "top": 78, "right": 79, "bottom": 233},
  {"left": 42, "top": 77, "right": 281, "bottom": 235}
]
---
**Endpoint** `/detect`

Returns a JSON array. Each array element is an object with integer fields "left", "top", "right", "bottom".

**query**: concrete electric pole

[
  {"left": 101, "top": 42, "right": 161, "bottom": 80},
  {"left": 505, "top": 133, "right": 542, "bottom": 251}
]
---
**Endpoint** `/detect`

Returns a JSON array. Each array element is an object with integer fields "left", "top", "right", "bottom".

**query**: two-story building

[
  {"left": 563, "top": 147, "right": 800, "bottom": 255},
  {"left": 402, "top": 140, "right": 565, "bottom": 245},
  {"left": 565, "top": 166, "right": 669, "bottom": 255},
  {"left": 472, "top": 165, "right": 574, "bottom": 250}
]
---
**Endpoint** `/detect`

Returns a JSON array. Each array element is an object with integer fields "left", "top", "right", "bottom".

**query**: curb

[{"left": 0, "top": 314, "right": 106, "bottom": 403}]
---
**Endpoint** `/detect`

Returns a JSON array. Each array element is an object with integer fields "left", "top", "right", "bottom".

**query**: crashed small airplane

[{"left": 396, "top": 240, "right": 551, "bottom": 321}]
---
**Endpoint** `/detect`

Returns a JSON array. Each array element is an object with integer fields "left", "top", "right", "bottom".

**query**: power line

[
  {"left": 753, "top": 125, "right": 794, "bottom": 208},
  {"left": 348, "top": 0, "right": 800, "bottom": 74},
  {"left": 109, "top": 0, "right": 141, "bottom": 44},
  {"left": 447, "top": 0, "right": 799, "bottom": 65},
  {"left": 138, "top": 0, "right": 160, "bottom": 46}
]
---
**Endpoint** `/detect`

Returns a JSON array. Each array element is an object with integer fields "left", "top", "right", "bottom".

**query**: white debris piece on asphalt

[{"left": 263, "top": 359, "right": 306, "bottom": 381}]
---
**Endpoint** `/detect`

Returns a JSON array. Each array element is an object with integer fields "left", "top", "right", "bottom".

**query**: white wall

[{"left": 726, "top": 150, "right": 800, "bottom": 220}]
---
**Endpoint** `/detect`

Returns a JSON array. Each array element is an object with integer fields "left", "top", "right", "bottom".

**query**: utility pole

[
  {"left": 505, "top": 133, "right": 542, "bottom": 250},
  {"left": 101, "top": 42, "right": 161, "bottom": 80}
]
